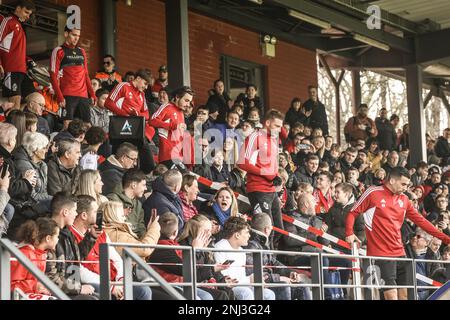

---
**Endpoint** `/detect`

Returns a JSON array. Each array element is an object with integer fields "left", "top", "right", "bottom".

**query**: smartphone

[
  {"left": 298, "top": 144, "right": 310, "bottom": 150},
  {"left": 1, "top": 163, "right": 9, "bottom": 179},
  {"left": 96, "top": 210, "right": 103, "bottom": 231},
  {"left": 222, "top": 259, "right": 235, "bottom": 266}
]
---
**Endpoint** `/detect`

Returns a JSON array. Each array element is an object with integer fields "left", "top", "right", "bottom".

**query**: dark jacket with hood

[
  {"left": 435, "top": 136, "right": 450, "bottom": 166},
  {"left": 98, "top": 155, "right": 127, "bottom": 195},
  {"left": 143, "top": 177, "right": 184, "bottom": 230},
  {"left": 294, "top": 166, "right": 317, "bottom": 187}
]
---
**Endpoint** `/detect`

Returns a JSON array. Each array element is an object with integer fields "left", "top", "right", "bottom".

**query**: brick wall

[{"left": 50, "top": 0, "right": 318, "bottom": 113}]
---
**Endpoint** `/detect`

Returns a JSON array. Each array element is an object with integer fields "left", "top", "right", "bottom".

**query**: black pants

[
  {"left": 248, "top": 191, "right": 283, "bottom": 248},
  {"left": 64, "top": 96, "right": 91, "bottom": 122}
]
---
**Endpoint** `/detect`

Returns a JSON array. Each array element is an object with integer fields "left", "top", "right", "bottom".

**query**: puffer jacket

[
  {"left": 143, "top": 176, "right": 184, "bottom": 230},
  {"left": 13, "top": 146, "right": 52, "bottom": 202},
  {"left": 11, "top": 244, "right": 47, "bottom": 294},
  {"left": 98, "top": 155, "right": 126, "bottom": 195},
  {"left": 104, "top": 221, "right": 160, "bottom": 260},
  {"left": 47, "top": 154, "right": 81, "bottom": 196},
  {"left": 107, "top": 190, "right": 146, "bottom": 239}
]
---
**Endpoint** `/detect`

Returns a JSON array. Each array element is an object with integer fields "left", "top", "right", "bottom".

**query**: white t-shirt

[{"left": 214, "top": 239, "right": 251, "bottom": 284}]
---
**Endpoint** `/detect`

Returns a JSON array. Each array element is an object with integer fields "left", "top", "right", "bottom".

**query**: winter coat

[
  {"left": 13, "top": 146, "right": 52, "bottom": 203},
  {"left": 375, "top": 117, "right": 396, "bottom": 151},
  {"left": 45, "top": 227, "right": 97, "bottom": 295},
  {"left": 104, "top": 221, "right": 160, "bottom": 260},
  {"left": 11, "top": 244, "right": 47, "bottom": 294},
  {"left": 98, "top": 155, "right": 126, "bottom": 195},
  {"left": 0, "top": 144, "right": 33, "bottom": 203},
  {"left": 301, "top": 99, "right": 329, "bottom": 136},
  {"left": 435, "top": 136, "right": 450, "bottom": 166},
  {"left": 210, "top": 165, "right": 230, "bottom": 184},
  {"left": 107, "top": 190, "right": 146, "bottom": 239},
  {"left": 46, "top": 155, "right": 81, "bottom": 196},
  {"left": 285, "top": 107, "right": 302, "bottom": 127},
  {"left": 244, "top": 230, "right": 291, "bottom": 283},
  {"left": 344, "top": 115, "right": 378, "bottom": 143},
  {"left": 324, "top": 200, "right": 366, "bottom": 250},
  {"left": 143, "top": 177, "right": 184, "bottom": 230},
  {"left": 206, "top": 92, "right": 232, "bottom": 124},
  {"left": 294, "top": 166, "right": 317, "bottom": 187}
]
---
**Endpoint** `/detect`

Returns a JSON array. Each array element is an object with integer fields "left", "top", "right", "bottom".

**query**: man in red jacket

[
  {"left": 149, "top": 86, "right": 194, "bottom": 168},
  {"left": 50, "top": 26, "right": 96, "bottom": 128},
  {"left": 105, "top": 69, "right": 155, "bottom": 174},
  {"left": 0, "top": 0, "right": 36, "bottom": 110},
  {"left": 346, "top": 166, "right": 450, "bottom": 300},
  {"left": 238, "top": 109, "right": 284, "bottom": 247}
]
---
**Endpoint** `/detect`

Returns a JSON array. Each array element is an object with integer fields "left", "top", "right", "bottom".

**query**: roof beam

[
  {"left": 415, "top": 28, "right": 450, "bottom": 65},
  {"left": 270, "top": 0, "right": 414, "bottom": 53}
]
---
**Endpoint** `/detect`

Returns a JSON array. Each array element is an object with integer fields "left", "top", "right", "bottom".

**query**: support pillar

[
  {"left": 406, "top": 65, "right": 426, "bottom": 166},
  {"left": 101, "top": 0, "right": 117, "bottom": 57},
  {"left": 352, "top": 70, "right": 361, "bottom": 115},
  {"left": 166, "top": 0, "right": 191, "bottom": 88}
]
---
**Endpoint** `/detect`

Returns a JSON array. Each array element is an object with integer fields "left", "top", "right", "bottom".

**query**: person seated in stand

[{"left": 11, "top": 218, "right": 59, "bottom": 300}]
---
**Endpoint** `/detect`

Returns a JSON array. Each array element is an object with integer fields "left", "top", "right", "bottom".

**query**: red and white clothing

[
  {"left": 313, "top": 188, "right": 334, "bottom": 215},
  {"left": 105, "top": 81, "right": 155, "bottom": 140},
  {"left": 69, "top": 226, "right": 123, "bottom": 283},
  {"left": 238, "top": 130, "right": 279, "bottom": 193},
  {"left": 50, "top": 43, "right": 96, "bottom": 103},
  {"left": 149, "top": 102, "right": 185, "bottom": 163},
  {"left": 10, "top": 244, "right": 47, "bottom": 294},
  {"left": 0, "top": 14, "right": 27, "bottom": 73},
  {"left": 346, "top": 185, "right": 450, "bottom": 257},
  {"left": 151, "top": 79, "right": 168, "bottom": 98}
]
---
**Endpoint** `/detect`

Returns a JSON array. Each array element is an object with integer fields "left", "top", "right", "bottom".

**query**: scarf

[{"left": 212, "top": 202, "right": 231, "bottom": 226}]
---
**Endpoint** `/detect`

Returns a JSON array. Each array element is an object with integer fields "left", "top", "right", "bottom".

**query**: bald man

[{"left": 24, "top": 92, "right": 50, "bottom": 136}]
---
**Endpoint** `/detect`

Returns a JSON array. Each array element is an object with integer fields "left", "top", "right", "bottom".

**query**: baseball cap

[{"left": 159, "top": 65, "right": 168, "bottom": 72}]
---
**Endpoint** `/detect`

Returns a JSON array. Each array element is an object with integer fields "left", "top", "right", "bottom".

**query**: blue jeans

[
  {"left": 3, "top": 203, "right": 14, "bottom": 223},
  {"left": 90, "top": 283, "right": 152, "bottom": 300},
  {"left": 232, "top": 287, "right": 276, "bottom": 300}
]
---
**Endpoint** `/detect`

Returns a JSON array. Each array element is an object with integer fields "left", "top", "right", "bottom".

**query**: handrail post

[
  {"left": 0, "top": 242, "right": 11, "bottom": 300},
  {"left": 123, "top": 251, "right": 134, "bottom": 300},
  {"left": 311, "top": 253, "right": 323, "bottom": 300},
  {"left": 182, "top": 247, "right": 194, "bottom": 299},
  {"left": 352, "top": 242, "right": 363, "bottom": 300},
  {"left": 409, "top": 259, "right": 418, "bottom": 300},
  {"left": 252, "top": 251, "right": 264, "bottom": 300},
  {"left": 99, "top": 243, "right": 111, "bottom": 300}
]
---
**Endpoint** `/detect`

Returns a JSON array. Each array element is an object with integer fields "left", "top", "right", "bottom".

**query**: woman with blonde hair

[
  {"left": 73, "top": 169, "right": 108, "bottom": 206},
  {"left": 102, "top": 201, "right": 160, "bottom": 259},
  {"left": 200, "top": 187, "right": 239, "bottom": 227}
]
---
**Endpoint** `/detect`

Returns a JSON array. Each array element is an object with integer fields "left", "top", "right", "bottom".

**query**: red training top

[{"left": 0, "top": 14, "right": 27, "bottom": 73}]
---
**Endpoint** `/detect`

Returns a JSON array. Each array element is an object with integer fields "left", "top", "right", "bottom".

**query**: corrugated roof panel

[{"left": 375, "top": 0, "right": 450, "bottom": 29}]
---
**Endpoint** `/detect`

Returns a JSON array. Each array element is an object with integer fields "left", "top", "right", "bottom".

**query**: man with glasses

[
  {"left": 95, "top": 54, "right": 122, "bottom": 92},
  {"left": 24, "top": 92, "right": 50, "bottom": 136},
  {"left": 50, "top": 27, "right": 97, "bottom": 129},
  {"left": 105, "top": 69, "right": 155, "bottom": 174}
]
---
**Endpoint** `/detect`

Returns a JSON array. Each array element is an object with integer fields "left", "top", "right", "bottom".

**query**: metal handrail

[{"left": 0, "top": 238, "right": 70, "bottom": 300}]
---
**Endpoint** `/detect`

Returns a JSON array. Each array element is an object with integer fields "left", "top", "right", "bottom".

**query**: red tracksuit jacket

[
  {"left": 0, "top": 14, "right": 27, "bottom": 73},
  {"left": 105, "top": 81, "right": 155, "bottom": 141},
  {"left": 238, "top": 130, "right": 279, "bottom": 193},
  {"left": 149, "top": 102, "right": 185, "bottom": 163},
  {"left": 346, "top": 185, "right": 450, "bottom": 257},
  {"left": 50, "top": 43, "right": 95, "bottom": 103},
  {"left": 10, "top": 244, "right": 47, "bottom": 294}
]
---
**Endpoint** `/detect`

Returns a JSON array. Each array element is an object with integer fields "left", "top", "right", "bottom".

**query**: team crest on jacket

[
  {"left": 380, "top": 199, "right": 386, "bottom": 208},
  {"left": 128, "top": 92, "right": 133, "bottom": 99},
  {"left": 398, "top": 199, "right": 404, "bottom": 208},
  {"left": 174, "top": 113, "right": 178, "bottom": 120}
]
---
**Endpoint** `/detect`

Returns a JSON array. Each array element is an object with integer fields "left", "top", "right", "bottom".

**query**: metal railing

[
  {"left": 2, "top": 238, "right": 449, "bottom": 300},
  {"left": 0, "top": 238, "right": 70, "bottom": 300}
]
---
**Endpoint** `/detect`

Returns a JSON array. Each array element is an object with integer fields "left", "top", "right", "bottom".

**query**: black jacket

[
  {"left": 285, "top": 107, "right": 302, "bottom": 127},
  {"left": 301, "top": 99, "right": 329, "bottom": 136},
  {"left": 375, "top": 117, "right": 396, "bottom": 151},
  {"left": 435, "top": 136, "right": 450, "bottom": 166},
  {"left": 294, "top": 166, "right": 317, "bottom": 187},
  {"left": 324, "top": 200, "right": 366, "bottom": 250},
  {"left": 98, "top": 156, "right": 127, "bottom": 195},
  {"left": 206, "top": 92, "right": 232, "bottom": 124},
  {"left": 143, "top": 177, "right": 184, "bottom": 229},
  {"left": 45, "top": 227, "right": 96, "bottom": 295},
  {"left": 210, "top": 165, "right": 230, "bottom": 184},
  {"left": 47, "top": 155, "right": 81, "bottom": 196},
  {"left": 244, "top": 230, "right": 291, "bottom": 283}
]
